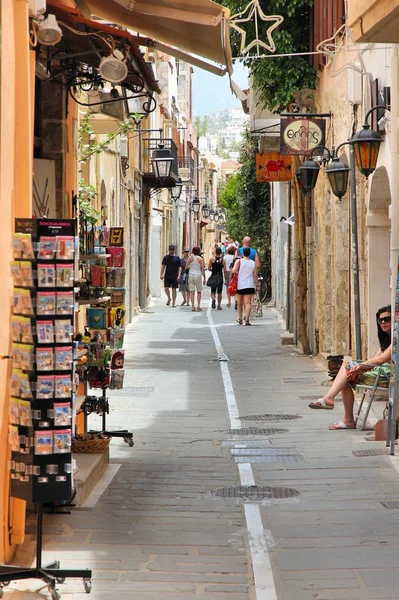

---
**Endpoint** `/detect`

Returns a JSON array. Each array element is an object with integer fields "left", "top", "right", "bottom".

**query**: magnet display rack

[
  {"left": 0, "top": 218, "right": 91, "bottom": 599},
  {"left": 78, "top": 225, "right": 133, "bottom": 446}
]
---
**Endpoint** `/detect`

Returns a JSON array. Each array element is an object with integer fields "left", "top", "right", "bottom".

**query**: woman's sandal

[
  {"left": 309, "top": 398, "right": 334, "bottom": 410},
  {"left": 328, "top": 420, "right": 356, "bottom": 430},
  {"left": 236, "top": 318, "right": 243, "bottom": 325},
  {"left": 245, "top": 322, "right": 252, "bottom": 326}
]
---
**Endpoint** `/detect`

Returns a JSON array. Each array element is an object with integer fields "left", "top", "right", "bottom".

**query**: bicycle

[{"left": 257, "top": 272, "right": 269, "bottom": 303}]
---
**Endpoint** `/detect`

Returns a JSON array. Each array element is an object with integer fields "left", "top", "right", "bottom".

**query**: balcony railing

[
  {"left": 178, "top": 157, "right": 195, "bottom": 184},
  {"left": 142, "top": 138, "right": 179, "bottom": 189}
]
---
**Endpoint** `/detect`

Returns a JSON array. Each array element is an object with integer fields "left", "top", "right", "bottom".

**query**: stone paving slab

[{"left": 6, "top": 299, "right": 399, "bottom": 600}]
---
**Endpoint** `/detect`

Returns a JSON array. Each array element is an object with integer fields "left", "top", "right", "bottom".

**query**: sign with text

[
  {"left": 256, "top": 153, "right": 292, "bottom": 182},
  {"left": 280, "top": 117, "right": 326, "bottom": 155}
]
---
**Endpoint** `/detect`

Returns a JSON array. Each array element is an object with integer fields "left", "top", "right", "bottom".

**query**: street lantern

[
  {"left": 170, "top": 178, "right": 183, "bottom": 201},
  {"left": 326, "top": 155, "right": 350, "bottom": 200},
  {"left": 349, "top": 123, "right": 382, "bottom": 178},
  {"left": 209, "top": 209, "right": 215, "bottom": 221},
  {"left": 151, "top": 144, "right": 174, "bottom": 178},
  {"left": 214, "top": 211, "right": 220, "bottom": 223},
  {"left": 299, "top": 158, "right": 320, "bottom": 193},
  {"left": 202, "top": 203, "right": 210, "bottom": 218},
  {"left": 191, "top": 196, "right": 201, "bottom": 214}
]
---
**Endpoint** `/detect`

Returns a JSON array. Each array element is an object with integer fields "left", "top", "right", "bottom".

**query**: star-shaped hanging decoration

[{"left": 230, "top": 0, "right": 284, "bottom": 55}]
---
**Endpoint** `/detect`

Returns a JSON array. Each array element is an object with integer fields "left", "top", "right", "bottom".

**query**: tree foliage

[
  {"left": 194, "top": 115, "right": 209, "bottom": 140},
  {"left": 219, "top": 132, "right": 271, "bottom": 274},
  {"left": 217, "top": 0, "right": 316, "bottom": 112}
]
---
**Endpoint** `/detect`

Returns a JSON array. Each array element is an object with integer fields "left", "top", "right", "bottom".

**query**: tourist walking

[
  {"left": 223, "top": 245, "right": 236, "bottom": 308},
  {"left": 179, "top": 247, "right": 190, "bottom": 306},
  {"left": 237, "top": 236, "right": 261, "bottom": 269},
  {"left": 160, "top": 245, "right": 181, "bottom": 307},
  {"left": 186, "top": 246, "right": 206, "bottom": 312},
  {"left": 208, "top": 247, "right": 224, "bottom": 310},
  {"left": 231, "top": 247, "right": 258, "bottom": 325}
]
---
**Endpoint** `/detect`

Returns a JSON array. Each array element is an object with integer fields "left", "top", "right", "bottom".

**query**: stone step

[{"left": 73, "top": 450, "right": 109, "bottom": 506}]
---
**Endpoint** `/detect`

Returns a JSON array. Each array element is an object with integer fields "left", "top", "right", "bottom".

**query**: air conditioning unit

[
  {"left": 29, "top": 0, "right": 46, "bottom": 16},
  {"left": 88, "top": 91, "right": 124, "bottom": 120}
]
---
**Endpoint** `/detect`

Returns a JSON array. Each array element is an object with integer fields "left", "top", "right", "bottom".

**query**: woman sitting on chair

[{"left": 309, "top": 305, "right": 392, "bottom": 430}]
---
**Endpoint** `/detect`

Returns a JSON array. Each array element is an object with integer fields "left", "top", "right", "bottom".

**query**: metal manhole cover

[
  {"left": 222, "top": 428, "right": 289, "bottom": 435},
  {"left": 352, "top": 449, "right": 388, "bottom": 457},
  {"left": 283, "top": 377, "right": 318, "bottom": 384},
  {"left": 233, "top": 455, "right": 304, "bottom": 463},
  {"left": 380, "top": 501, "right": 399, "bottom": 509},
  {"left": 240, "top": 414, "right": 302, "bottom": 422},
  {"left": 209, "top": 485, "right": 300, "bottom": 501}
]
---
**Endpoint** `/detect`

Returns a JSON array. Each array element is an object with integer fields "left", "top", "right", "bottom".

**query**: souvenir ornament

[{"left": 230, "top": 0, "right": 284, "bottom": 55}]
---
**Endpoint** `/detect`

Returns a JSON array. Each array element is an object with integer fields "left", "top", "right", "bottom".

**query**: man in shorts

[{"left": 160, "top": 245, "right": 181, "bottom": 307}]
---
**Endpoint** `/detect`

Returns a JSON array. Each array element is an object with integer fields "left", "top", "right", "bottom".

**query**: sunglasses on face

[{"left": 378, "top": 316, "right": 391, "bottom": 324}]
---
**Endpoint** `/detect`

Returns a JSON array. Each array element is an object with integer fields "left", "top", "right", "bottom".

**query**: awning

[{"left": 67, "top": 0, "right": 233, "bottom": 75}]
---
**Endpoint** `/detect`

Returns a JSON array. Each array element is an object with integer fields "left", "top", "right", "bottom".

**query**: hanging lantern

[
  {"left": 202, "top": 203, "right": 210, "bottom": 218},
  {"left": 151, "top": 145, "right": 174, "bottom": 178},
  {"left": 349, "top": 123, "right": 382, "bottom": 178},
  {"left": 170, "top": 178, "right": 183, "bottom": 201},
  {"left": 326, "top": 156, "right": 350, "bottom": 200},
  {"left": 191, "top": 197, "right": 201, "bottom": 214},
  {"left": 299, "top": 158, "right": 320, "bottom": 193}
]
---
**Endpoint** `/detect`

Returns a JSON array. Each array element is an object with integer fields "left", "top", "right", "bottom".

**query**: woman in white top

[
  {"left": 223, "top": 245, "right": 236, "bottom": 308},
  {"left": 231, "top": 246, "right": 258, "bottom": 325},
  {"left": 186, "top": 246, "right": 206, "bottom": 312}
]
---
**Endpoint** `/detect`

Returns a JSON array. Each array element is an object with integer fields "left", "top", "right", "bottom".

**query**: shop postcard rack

[{"left": 0, "top": 218, "right": 92, "bottom": 599}]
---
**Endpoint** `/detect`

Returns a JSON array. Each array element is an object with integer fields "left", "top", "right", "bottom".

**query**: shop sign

[
  {"left": 280, "top": 117, "right": 326, "bottom": 155},
  {"left": 256, "top": 153, "right": 292, "bottom": 182}
]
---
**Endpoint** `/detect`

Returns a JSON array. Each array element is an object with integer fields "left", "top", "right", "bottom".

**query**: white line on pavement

[{"left": 207, "top": 307, "right": 278, "bottom": 600}]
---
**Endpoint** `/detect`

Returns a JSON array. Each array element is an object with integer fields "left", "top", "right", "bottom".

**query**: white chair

[{"left": 355, "top": 367, "right": 389, "bottom": 430}]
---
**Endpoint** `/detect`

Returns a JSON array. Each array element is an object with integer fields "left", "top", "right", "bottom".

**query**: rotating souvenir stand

[
  {"left": 78, "top": 230, "right": 133, "bottom": 446},
  {"left": 0, "top": 219, "right": 92, "bottom": 600}
]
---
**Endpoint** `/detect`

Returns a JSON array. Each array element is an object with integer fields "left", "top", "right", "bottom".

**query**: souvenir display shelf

[
  {"left": 0, "top": 218, "right": 91, "bottom": 599},
  {"left": 77, "top": 225, "right": 133, "bottom": 447}
]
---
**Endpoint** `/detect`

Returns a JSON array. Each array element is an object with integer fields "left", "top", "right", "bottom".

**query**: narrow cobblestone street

[{"left": 8, "top": 296, "right": 399, "bottom": 600}]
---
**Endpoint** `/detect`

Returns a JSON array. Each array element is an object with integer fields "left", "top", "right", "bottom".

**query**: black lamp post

[
  {"left": 209, "top": 209, "right": 215, "bottom": 222},
  {"left": 191, "top": 196, "right": 201, "bottom": 215},
  {"left": 170, "top": 178, "right": 183, "bottom": 201},
  {"left": 348, "top": 104, "right": 389, "bottom": 177},
  {"left": 151, "top": 144, "right": 174, "bottom": 178},
  {"left": 202, "top": 203, "right": 210, "bottom": 218},
  {"left": 325, "top": 153, "right": 350, "bottom": 200},
  {"left": 214, "top": 211, "right": 220, "bottom": 223}
]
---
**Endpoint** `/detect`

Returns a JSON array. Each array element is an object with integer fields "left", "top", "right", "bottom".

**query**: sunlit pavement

[{"left": 6, "top": 293, "right": 399, "bottom": 600}]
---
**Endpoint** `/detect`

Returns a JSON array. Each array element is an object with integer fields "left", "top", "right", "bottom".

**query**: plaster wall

[
  {"left": 314, "top": 42, "right": 392, "bottom": 356},
  {"left": 271, "top": 183, "right": 290, "bottom": 318}
]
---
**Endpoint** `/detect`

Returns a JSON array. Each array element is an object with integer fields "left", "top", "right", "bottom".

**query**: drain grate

[
  {"left": 230, "top": 448, "right": 297, "bottom": 456},
  {"left": 114, "top": 387, "right": 154, "bottom": 397},
  {"left": 283, "top": 377, "right": 318, "bottom": 384},
  {"left": 240, "top": 414, "right": 302, "bottom": 422},
  {"left": 221, "top": 440, "right": 272, "bottom": 447},
  {"left": 352, "top": 449, "right": 388, "bottom": 457},
  {"left": 233, "top": 455, "right": 304, "bottom": 463},
  {"left": 380, "top": 501, "right": 399, "bottom": 509},
  {"left": 209, "top": 485, "right": 300, "bottom": 501},
  {"left": 222, "top": 428, "right": 289, "bottom": 436}
]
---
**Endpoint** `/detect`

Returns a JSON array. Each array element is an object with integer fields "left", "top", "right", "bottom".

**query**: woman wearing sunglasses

[{"left": 309, "top": 305, "right": 392, "bottom": 430}]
